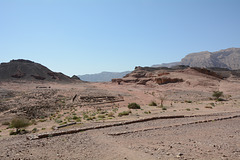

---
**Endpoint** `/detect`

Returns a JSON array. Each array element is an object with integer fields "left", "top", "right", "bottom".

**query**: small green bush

[
  {"left": 83, "top": 114, "right": 89, "bottom": 119},
  {"left": 118, "top": 111, "right": 131, "bottom": 117},
  {"left": 32, "top": 128, "right": 38, "bottom": 133},
  {"left": 209, "top": 103, "right": 215, "bottom": 107},
  {"left": 185, "top": 100, "right": 192, "bottom": 103},
  {"left": 99, "top": 111, "right": 107, "bottom": 114},
  {"left": 144, "top": 111, "right": 151, "bottom": 114},
  {"left": 217, "top": 98, "right": 225, "bottom": 101},
  {"left": 98, "top": 115, "right": 105, "bottom": 119},
  {"left": 72, "top": 116, "right": 79, "bottom": 120},
  {"left": 212, "top": 91, "right": 223, "bottom": 100},
  {"left": 149, "top": 101, "right": 157, "bottom": 106},
  {"left": 55, "top": 119, "right": 62, "bottom": 123},
  {"left": 9, "top": 130, "right": 17, "bottom": 135},
  {"left": 87, "top": 117, "right": 95, "bottom": 120},
  {"left": 76, "top": 118, "right": 81, "bottom": 122},
  {"left": 11, "top": 117, "right": 30, "bottom": 133},
  {"left": 128, "top": 103, "right": 141, "bottom": 109},
  {"left": 39, "top": 119, "right": 47, "bottom": 122},
  {"left": 162, "top": 107, "right": 167, "bottom": 110},
  {"left": 107, "top": 112, "right": 114, "bottom": 117},
  {"left": 112, "top": 108, "right": 118, "bottom": 113}
]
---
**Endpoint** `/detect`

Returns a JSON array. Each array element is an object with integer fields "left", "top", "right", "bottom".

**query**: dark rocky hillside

[{"left": 0, "top": 59, "right": 81, "bottom": 82}]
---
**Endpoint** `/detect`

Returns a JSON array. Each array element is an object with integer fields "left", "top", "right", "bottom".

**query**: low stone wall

[
  {"left": 27, "top": 113, "right": 240, "bottom": 140},
  {"left": 108, "top": 115, "right": 240, "bottom": 136},
  {"left": 27, "top": 115, "right": 185, "bottom": 140}
]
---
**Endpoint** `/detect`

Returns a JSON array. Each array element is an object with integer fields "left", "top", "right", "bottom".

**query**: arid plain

[{"left": 0, "top": 65, "right": 240, "bottom": 160}]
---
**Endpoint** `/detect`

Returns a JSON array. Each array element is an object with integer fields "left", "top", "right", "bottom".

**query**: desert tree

[
  {"left": 212, "top": 91, "right": 223, "bottom": 101},
  {"left": 158, "top": 92, "right": 166, "bottom": 108},
  {"left": 11, "top": 117, "right": 30, "bottom": 134}
]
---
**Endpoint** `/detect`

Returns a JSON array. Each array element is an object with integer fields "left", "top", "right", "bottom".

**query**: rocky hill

[
  {"left": 79, "top": 71, "right": 131, "bottom": 82},
  {"left": 0, "top": 59, "right": 81, "bottom": 82},
  {"left": 112, "top": 65, "right": 240, "bottom": 86},
  {"left": 152, "top": 47, "right": 240, "bottom": 70}
]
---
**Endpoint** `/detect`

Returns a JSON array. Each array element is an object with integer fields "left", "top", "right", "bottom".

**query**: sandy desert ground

[{"left": 0, "top": 71, "right": 240, "bottom": 159}]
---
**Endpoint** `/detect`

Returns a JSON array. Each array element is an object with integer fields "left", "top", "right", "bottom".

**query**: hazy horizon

[{"left": 1, "top": 0, "right": 240, "bottom": 76}]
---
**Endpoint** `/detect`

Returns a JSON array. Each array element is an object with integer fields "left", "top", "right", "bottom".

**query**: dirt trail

[{"left": 1, "top": 112, "right": 240, "bottom": 159}]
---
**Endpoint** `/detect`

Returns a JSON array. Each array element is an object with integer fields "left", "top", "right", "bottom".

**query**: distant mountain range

[
  {"left": 78, "top": 71, "right": 131, "bottom": 82},
  {"left": 79, "top": 47, "right": 240, "bottom": 82},
  {"left": 152, "top": 62, "right": 180, "bottom": 68},
  {"left": 152, "top": 47, "right": 240, "bottom": 69},
  {"left": 4, "top": 47, "right": 238, "bottom": 83}
]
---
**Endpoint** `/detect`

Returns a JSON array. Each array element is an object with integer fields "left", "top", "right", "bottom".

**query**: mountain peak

[{"left": 181, "top": 47, "right": 240, "bottom": 70}]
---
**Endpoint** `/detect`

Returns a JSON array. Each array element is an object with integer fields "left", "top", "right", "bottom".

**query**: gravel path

[{"left": 0, "top": 114, "right": 240, "bottom": 160}]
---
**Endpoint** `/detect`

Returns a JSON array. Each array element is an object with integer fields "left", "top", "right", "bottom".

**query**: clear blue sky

[{"left": 1, "top": 0, "right": 240, "bottom": 76}]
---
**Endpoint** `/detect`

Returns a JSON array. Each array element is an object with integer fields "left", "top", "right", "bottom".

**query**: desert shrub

[
  {"left": 185, "top": 100, "right": 192, "bottom": 103},
  {"left": 149, "top": 101, "right": 157, "bottom": 106},
  {"left": 51, "top": 126, "right": 56, "bottom": 130},
  {"left": 72, "top": 116, "right": 82, "bottom": 122},
  {"left": 128, "top": 103, "right": 141, "bottom": 109},
  {"left": 186, "top": 108, "right": 191, "bottom": 111},
  {"left": 98, "top": 115, "right": 105, "bottom": 119},
  {"left": 9, "top": 130, "right": 17, "bottom": 135},
  {"left": 107, "top": 112, "right": 114, "bottom": 117},
  {"left": 72, "top": 115, "right": 79, "bottom": 120},
  {"left": 217, "top": 98, "right": 225, "bottom": 101},
  {"left": 118, "top": 111, "right": 131, "bottom": 117},
  {"left": 144, "top": 111, "right": 151, "bottom": 114},
  {"left": 32, "top": 128, "right": 38, "bottom": 133},
  {"left": 112, "top": 108, "right": 118, "bottom": 113},
  {"left": 99, "top": 110, "right": 107, "bottom": 114},
  {"left": 11, "top": 117, "right": 30, "bottom": 133},
  {"left": 87, "top": 117, "right": 95, "bottom": 120},
  {"left": 76, "top": 118, "right": 82, "bottom": 122},
  {"left": 91, "top": 112, "right": 97, "bottom": 116},
  {"left": 209, "top": 103, "right": 215, "bottom": 107},
  {"left": 59, "top": 121, "right": 67, "bottom": 125},
  {"left": 55, "top": 119, "right": 62, "bottom": 123},
  {"left": 205, "top": 106, "right": 213, "bottom": 109},
  {"left": 39, "top": 119, "right": 47, "bottom": 122},
  {"left": 212, "top": 91, "right": 223, "bottom": 100},
  {"left": 162, "top": 107, "right": 167, "bottom": 110},
  {"left": 83, "top": 114, "right": 89, "bottom": 120}
]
